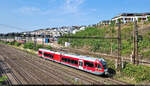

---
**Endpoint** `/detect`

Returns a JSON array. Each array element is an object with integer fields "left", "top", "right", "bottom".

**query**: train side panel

[{"left": 53, "top": 53, "right": 61, "bottom": 62}]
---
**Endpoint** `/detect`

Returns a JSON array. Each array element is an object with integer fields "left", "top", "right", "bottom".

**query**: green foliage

[
  {"left": 147, "top": 16, "right": 150, "bottom": 22},
  {"left": 23, "top": 42, "right": 34, "bottom": 49},
  {"left": 14, "top": 42, "right": 21, "bottom": 46},
  {"left": 34, "top": 44, "right": 43, "bottom": 51},
  {"left": 123, "top": 63, "right": 150, "bottom": 82},
  {"left": 58, "top": 23, "right": 150, "bottom": 58},
  {"left": 141, "top": 50, "right": 150, "bottom": 59},
  {"left": 58, "top": 27, "right": 118, "bottom": 54},
  {"left": 44, "top": 46, "right": 52, "bottom": 50},
  {"left": 0, "top": 75, "right": 8, "bottom": 82},
  {"left": 138, "top": 18, "right": 141, "bottom": 22},
  {"left": 106, "top": 59, "right": 115, "bottom": 70}
]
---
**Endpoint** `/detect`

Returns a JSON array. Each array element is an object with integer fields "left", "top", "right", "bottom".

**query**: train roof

[{"left": 39, "top": 48, "right": 105, "bottom": 62}]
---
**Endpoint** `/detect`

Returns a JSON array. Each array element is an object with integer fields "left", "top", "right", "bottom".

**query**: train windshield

[{"left": 99, "top": 59, "right": 107, "bottom": 69}]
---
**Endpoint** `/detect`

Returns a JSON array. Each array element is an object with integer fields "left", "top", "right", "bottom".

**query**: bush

[
  {"left": 34, "top": 44, "right": 43, "bottom": 51},
  {"left": 9, "top": 41, "right": 15, "bottom": 45},
  {"left": 122, "top": 63, "right": 150, "bottom": 82},
  {"left": 44, "top": 46, "right": 52, "bottom": 50},
  {"left": 23, "top": 42, "right": 34, "bottom": 49},
  {"left": 147, "top": 16, "right": 150, "bottom": 22},
  {"left": 14, "top": 42, "right": 21, "bottom": 46},
  {"left": 0, "top": 75, "right": 8, "bottom": 82},
  {"left": 142, "top": 50, "right": 150, "bottom": 59}
]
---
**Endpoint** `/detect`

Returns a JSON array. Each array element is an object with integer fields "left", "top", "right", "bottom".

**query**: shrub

[
  {"left": 34, "top": 44, "right": 43, "bottom": 51},
  {"left": 44, "top": 46, "right": 52, "bottom": 50},
  {"left": 9, "top": 41, "right": 15, "bottom": 45},
  {"left": 23, "top": 42, "right": 34, "bottom": 49},
  {"left": 147, "top": 16, "right": 150, "bottom": 22},
  {"left": 0, "top": 75, "right": 8, "bottom": 82},
  {"left": 142, "top": 50, "right": 150, "bottom": 59},
  {"left": 123, "top": 63, "right": 150, "bottom": 82},
  {"left": 14, "top": 42, "right": 21, "bottom": 46}
]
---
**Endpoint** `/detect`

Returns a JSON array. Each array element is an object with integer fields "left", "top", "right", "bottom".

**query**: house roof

[{"left": 112, "top": 12, "right": 150, "bottom": 19}]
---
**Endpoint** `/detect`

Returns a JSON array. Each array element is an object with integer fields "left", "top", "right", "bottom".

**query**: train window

[
  {"left": 98, "top": 64, "right": 102, "bottom": 69},
  {"left": 74, "top": 60, "right": 78, "bottom": 65},
  {"left": 62, "top": 57, "right": 65, "bottom": 61},
  {"left": 95, "top": 63, "right": 98, "bottom": 68},
  {"left": 44, "top": 53, "right": 53, "bottom": 58},
  {"left": 66, "top": 58, "right": 68, "bottom": 63},
  {"left": 39, "top": 51, "right": 42, "bottom": 54},
  {"left": 62, "top": 57, "right": 66, "bottom": 62},
  {"left": 71, "top": 59, "right": 74, "bottom": 64},
  {"left": 68, "top": 59, "right": 71, "bottom": 63},
  {"left": 84, "top": 61, "right": 94, "bottom": 68},
  {"left": 64, "top": 58, "right": 67, "bottom": 62},
  {"left": 61, "top": 57, "right": 78, "bottom": 65},
  {"left": 44, "top": 53, "right": 48, "bottom": 57},
  {"left": 50, "top": 54, "right": 54, "bottom": 58}
]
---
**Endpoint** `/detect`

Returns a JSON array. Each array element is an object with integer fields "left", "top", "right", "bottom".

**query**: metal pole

[
  {"left": 133, "top": 20, "right": 138, "bottom": 64},
  {"left": 135, "top": 20, "right": 139, "bottom": 65},
  {"left": 34, "top": 34, "right": 37, "bottom": 49},
  {"left": 117, "top": 21, "right": 122, "bottom": 70}
]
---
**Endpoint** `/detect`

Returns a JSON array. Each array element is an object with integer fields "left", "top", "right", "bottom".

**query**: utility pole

[
  {"left": 34, "top": 34, "right": 37, "bottom": 49},
  {"left": 133, "top": 20, "right": 139, "bottom": 65},
  {"left": 117, "top": 21, "right": 122, "bottom": 70}
]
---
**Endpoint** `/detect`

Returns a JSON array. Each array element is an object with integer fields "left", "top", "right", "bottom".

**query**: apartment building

[{"left": 112, "top": 13, "right": 150, "bottom": 23}]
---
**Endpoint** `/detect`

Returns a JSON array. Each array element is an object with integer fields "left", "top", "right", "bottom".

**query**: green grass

[
  {"left": 58, "top": 23, "right": 150, "bottom": 59},
  {"left": 122, "top": 63, "right": 150, "bottom": 82},
  {"left": 0, "top": 75, "right": 8, "bottom": 82}
]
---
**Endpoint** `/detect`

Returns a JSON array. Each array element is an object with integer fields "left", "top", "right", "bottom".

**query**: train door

[
  {"left": 95, "top": 63, "right": 98, "bottom": 71},
  {"left": 79, "top": 60, "right": 83, "bottom": 70}
]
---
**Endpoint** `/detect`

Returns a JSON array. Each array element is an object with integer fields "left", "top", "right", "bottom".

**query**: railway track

[
  {"left": 9, "top": 45, "right": 127, "bottom": 85},
  {"left": 0, "top": 46, "right": 71, "bottom": 84},
  {"left": 4, "top": 45, "right": 103, "bottom": 84},
  {"left": 0, "top": 55, "right": 22, "bottom": 85},
  {"left": 0, "top": 44, "right": 128, "bottom": 85}
]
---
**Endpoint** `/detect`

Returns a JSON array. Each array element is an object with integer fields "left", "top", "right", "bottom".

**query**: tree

[
  {"left": 147, "top": 16, "right": 150, "bottom": 22},
  {"left": 138, "top": 18, "right": 141, "bottom": 22}
]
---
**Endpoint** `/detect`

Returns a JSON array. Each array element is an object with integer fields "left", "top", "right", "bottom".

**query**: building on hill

[
  {"left": 99, "top": 20, "right": 112, "bottom": 25},
  {"left": 112, "top": 12, "right": 150, "bottom": 23}
]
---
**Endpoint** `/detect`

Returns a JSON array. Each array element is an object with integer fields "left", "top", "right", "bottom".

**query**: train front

[{"left": 97, "top": 58, "right": 108, "bottom": 75}]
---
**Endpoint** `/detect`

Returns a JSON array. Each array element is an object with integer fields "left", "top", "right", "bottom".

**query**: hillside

[{"left": 58, "top": 22, "right": 150, "bottom": 60}]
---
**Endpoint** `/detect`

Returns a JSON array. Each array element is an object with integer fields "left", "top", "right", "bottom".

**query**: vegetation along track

[{"left": 0, "top": 44, "right": 127, "bottom": 85}]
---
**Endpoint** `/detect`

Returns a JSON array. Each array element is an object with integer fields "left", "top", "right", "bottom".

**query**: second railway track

[{"left": 0, "top": 44, "right": 128, "bottom": 85}]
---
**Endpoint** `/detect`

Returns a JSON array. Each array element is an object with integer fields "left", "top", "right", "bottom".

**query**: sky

[{"left": 0, "top": 0, "right": 150, "bottom": 33}]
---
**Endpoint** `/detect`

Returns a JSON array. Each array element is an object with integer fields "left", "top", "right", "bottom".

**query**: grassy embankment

[{"left": 58, "top": 22, "right": 150, "bottom": 84}]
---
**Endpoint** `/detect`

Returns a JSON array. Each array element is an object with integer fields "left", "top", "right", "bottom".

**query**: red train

[{"left": 38, "top": 48, "right": 108, "bottom": 75}]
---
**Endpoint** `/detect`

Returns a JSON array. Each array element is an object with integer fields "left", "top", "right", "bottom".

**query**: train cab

[{"left": 94, "top": 58, "right": 108, "bottom": 75}]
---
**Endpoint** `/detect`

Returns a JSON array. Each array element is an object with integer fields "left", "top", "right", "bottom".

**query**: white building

[{"left": 112, "top": 13, "right": 150, "bottom": 23}]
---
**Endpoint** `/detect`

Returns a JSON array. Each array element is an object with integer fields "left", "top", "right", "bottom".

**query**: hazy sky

[{"left": 0, "top": 0, "right": 150, "bottom": 33}]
